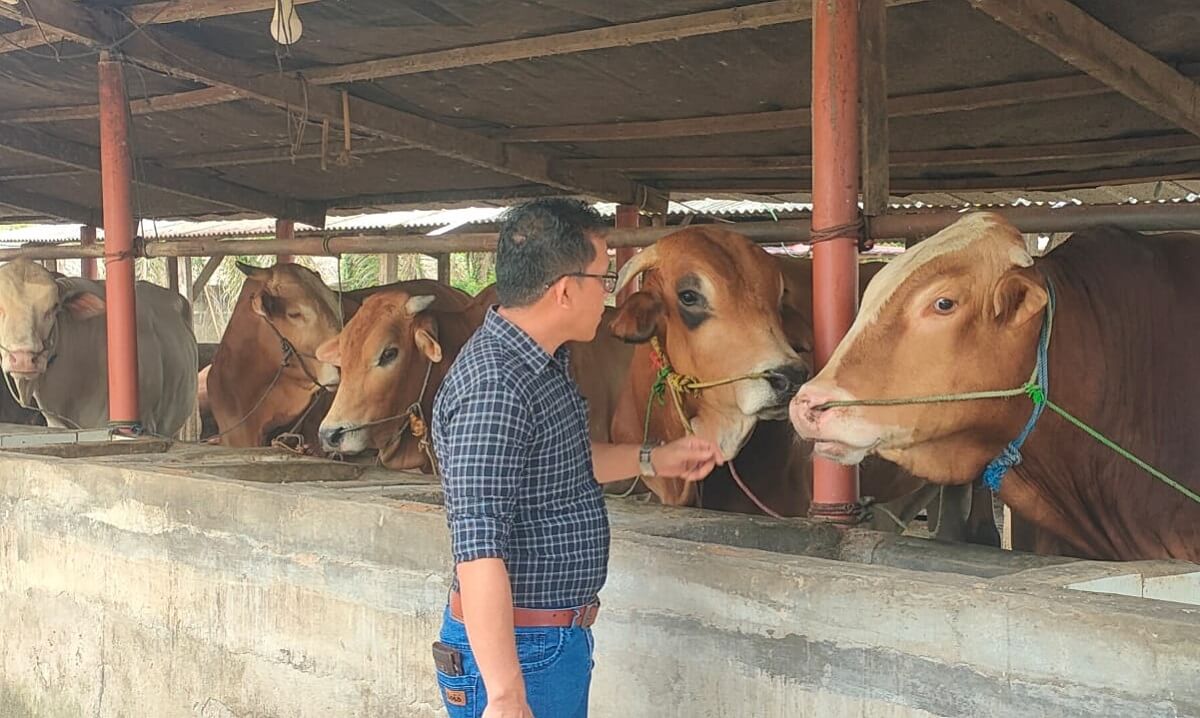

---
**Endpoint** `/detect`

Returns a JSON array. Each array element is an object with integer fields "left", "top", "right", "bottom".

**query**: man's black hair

[{"left": 495, "top": 197, "right": 607, "bottom": 308}]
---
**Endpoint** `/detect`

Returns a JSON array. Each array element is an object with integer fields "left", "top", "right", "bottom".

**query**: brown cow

[
  {"left": 608, "top": 227, "right": 818, "bottom": 509},
  {"left": 314, "top": 282, "right": 482, "bottom": 470},
  {"left": 790, "top": 212, "right": 1200, "bottom": 561},
  {"left": 206, "top": 263, "right": 344, "bottom": 448},
  {"left": 316, "top": 283, "right": 633, "bottom": 470}
]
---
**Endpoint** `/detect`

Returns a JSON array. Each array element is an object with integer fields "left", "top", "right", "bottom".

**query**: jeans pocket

[
  {"left": 518, "top": 628, "right": 568, "bottom": 674},
  {"left": 435, "top": 670, "right": 482, "bottom": 718}
]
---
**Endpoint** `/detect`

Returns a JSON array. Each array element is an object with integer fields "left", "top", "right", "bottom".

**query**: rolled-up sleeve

[{"left": 437, "top": 381, "right": 533, "bottom": 565}]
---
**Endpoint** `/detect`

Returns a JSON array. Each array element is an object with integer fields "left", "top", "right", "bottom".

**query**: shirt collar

[{"left": 482, "top": 306, "right": 571, "bottom": 372}]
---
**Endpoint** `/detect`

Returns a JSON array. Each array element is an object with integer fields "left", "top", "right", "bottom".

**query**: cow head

[
  {"left": 236, "top": 261, "right": 341, "bottom": 388},
  {"left": 609, "top": 227, "right": 810, "bottom": 460},
  {"left": 790, "top": 212, "right": 1048, "bottom": 484},
  {"left": 0, "top": 260, "right": 105, "bottom": 379},
  {"left": 315, "top": 290, "right": 442, "bottom": 459}
]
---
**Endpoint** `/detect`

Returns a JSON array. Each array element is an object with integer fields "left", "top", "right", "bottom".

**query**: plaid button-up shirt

[{"left": 432, "top": 307, "right": 609, "bottom": 609}]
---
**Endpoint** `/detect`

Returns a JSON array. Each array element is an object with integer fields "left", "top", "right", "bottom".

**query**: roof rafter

[
  {"left": 0, "top": 0, "right": 668, "bottom": 211},
  {"left": 0, "top": 0, "right": 322, "bottom": 56},
  {"left": 0, "top": 124, "right": 325, "bottom": 224},
  {"left": 0, "top": 182, "right": 99, "bottom": 224},
  {"left": 967, "top": 0, "right": 1200, "bottom": 138}
]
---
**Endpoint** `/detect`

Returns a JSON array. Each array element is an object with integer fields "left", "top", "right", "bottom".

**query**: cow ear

[
  {"left": 992, "top": 269, "right": 1047, "bottom": 328},
  {"left": 315, "top": 336, "right": 342, "bottom": 366},
  {"left": 251, "top": 290, "right": 281, "bottom": 318},
  {"left": 415, "top": 328, "right": 443, "bottom": 363},
  {"left": 414, "top": 315, "right": 442, "bottom": 363},
  {"left": 609, "top": 291, "right": 664, "bottom": 343},
  {"left": 55, "top": 278, "right": 106, "bottom": 320}
]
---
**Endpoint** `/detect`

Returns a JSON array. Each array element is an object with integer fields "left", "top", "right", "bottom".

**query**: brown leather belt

[{"left": 448, "top": 591, "right": 600, "bottom": 628}]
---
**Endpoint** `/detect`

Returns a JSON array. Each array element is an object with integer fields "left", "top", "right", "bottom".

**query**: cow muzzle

[
  {"left": 3, "top": 349, "right": 47, "bottom": 378},
  {"left": 789, "top": 382, "right": 882, "bottom": 464},
  {"left": 319, "top": 422, "right": 367, "bottom": 455}
]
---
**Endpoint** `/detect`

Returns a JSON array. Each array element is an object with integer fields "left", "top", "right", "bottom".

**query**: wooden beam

[
  {"left": 0, "top": 87, "right": 244, "bottom": 124},
  {"left": 436, "top": 254, "right": 451, "bottom": 284},
  {"left": 655, "top": 160, "right": 1200, "bottom": 193},
  {"left": 0, "top": 1, "right": 322, "bottom": 56},
  {"left": 560, "top": 134, "right": 1200, "bottom": 172},
  {"left": 191, "top": 256, "right": 223, "bottom": 297},
  {"left": 0, "top": 182, "right": 98, "bottom": 224},
  {"left": 859, "top": 0, "right": 889, "bottom": 215},
  {"left": 967, "top": 0, "right": 1200, "bottom": 138},
  {"left": 299, "top": 1, "right": 929, "bottom": 86},
  {"left": 0, "top": 124, "right": 325, "bottom": 224},
  {"left": 158, "top": 139, "right": 408, "bottom": 169},
  {"left": 497, "top": 68, "right": 1200, "bottom": 144}
]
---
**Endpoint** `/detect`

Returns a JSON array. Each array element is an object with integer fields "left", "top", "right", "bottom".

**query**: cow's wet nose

[
  {"left": 5, "top": 350, "right": 42, "bottom": 375},
  {"left": 765, "top": 364, "right": 810, "bottom": 397},
  {"left": 320, "top": 425, "right": 346, "bottom": 451}
]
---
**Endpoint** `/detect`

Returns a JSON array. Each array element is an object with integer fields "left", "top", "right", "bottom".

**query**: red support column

[
  {"left": 614, "top": 204, "right": 641, "bottom": 305},
  {"left": 80, "top": 225, "right": 98, "bottom": 279},
  {"left": 98, "top": 52, "right": 141, "bottom": 428},
  {"left": 275, "top": 218, "right": 295, "bottom": 264},
  {"left": 810, "top": 0, "right": 862, "bottom": 523}
]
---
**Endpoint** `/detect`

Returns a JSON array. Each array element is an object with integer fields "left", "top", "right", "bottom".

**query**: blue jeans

[{"left": 435, "top": 605, "right": 594, "bottom": 718}]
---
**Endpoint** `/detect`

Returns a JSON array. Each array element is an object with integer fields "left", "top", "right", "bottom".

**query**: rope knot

[
  {"left": 409, "top": 410, "right": 427, "bottom": 439},
  {"left": 981, "top": 442, "right": 1024, "bottom": 492},
  {"left": 1025, "top": 382, "right": 1046, "bottom": 406}
]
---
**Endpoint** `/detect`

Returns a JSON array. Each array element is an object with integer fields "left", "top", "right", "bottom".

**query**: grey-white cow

[{"left": 0, "top": 260, "right": 198, "bottom": 436}]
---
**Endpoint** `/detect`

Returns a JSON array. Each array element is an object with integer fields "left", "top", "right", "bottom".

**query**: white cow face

[{"left": 0, "top": 261, "right": 105, "bottom": 378}]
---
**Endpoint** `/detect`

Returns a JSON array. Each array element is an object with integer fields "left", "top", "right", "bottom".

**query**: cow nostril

[
  {"left": 767, "top": 365, "right": 810, "bottom": 395},
  {"left": 321, "top": 426, "right": 345, "bottom": 447}
]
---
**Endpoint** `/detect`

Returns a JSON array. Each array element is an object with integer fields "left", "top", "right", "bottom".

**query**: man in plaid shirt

[{"left": 431, "top": 198, "right": 723, "bottom": 718}]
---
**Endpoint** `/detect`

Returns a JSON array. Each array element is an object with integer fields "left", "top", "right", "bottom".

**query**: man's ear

[
  {"left": 992, "top": 268, "right": 1048, "bottom": 328},
  {"left": 315, "top": 335, "right": 342, "bottom": 366},
  {"left": 609, "top": 291, "right": 664, "bottom": 343}
]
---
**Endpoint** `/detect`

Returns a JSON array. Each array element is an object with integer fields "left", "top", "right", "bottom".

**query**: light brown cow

[
  {"left": 316, "top": 283, "right": 633, "bottom": 470},
  {"left": 790, "top": 212, "right": 1200, "bottom": 561},
  {"left": 315, "top": 282, "right": 481, "bottom": 470},
  {"left": 608, "top": 227, "right": 816, "bottom": 509},
  {"left": 206, "top": 262, "right": 343, "bottom": 448}
]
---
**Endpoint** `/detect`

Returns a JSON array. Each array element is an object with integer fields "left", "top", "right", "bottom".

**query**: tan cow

[
  {"left": 790, "top": 212, "right": 1200, "bottom": 560},
  {"left": 206, "top": 262, "right": 343, "bottom": 448},
  {"left": 0, "top": 260, "right": 197, "bottom": 436},
  {"left": 316, "top": 282, "right": 633, "bottom": 470}
]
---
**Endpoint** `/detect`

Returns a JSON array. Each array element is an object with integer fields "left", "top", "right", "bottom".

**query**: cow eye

[
  {"left": 378, "top": 346, "right": 399, "bottom": 366},
  {"left": 678, "top": 289, "right": 701, "bottom": 307},
  {"left": 286, "top": 311, "right": 302, "bottom": 320},
  {"left": 933, "top": 297, "right": 957, "bottom": 314}
]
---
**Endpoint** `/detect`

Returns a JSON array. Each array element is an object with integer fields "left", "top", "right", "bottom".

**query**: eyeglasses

[{"left": 548, "top": 272, "right": 620, "bottom": 294}]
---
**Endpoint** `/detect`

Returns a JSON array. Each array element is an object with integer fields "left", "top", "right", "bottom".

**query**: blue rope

[{"left": 980, "top": 280, "right": 1055, "bottom": 492}]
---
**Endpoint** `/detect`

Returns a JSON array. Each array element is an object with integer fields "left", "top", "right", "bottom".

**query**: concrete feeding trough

[{"left": 0, "top": 434, "right": 1197, "bottom": 718}]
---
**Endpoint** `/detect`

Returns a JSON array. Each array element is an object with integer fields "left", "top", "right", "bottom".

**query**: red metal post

[
  {"left": 98, "top": 52, "right": 141, "bottom": 427},
  {"left": 810, "top": 0, "right": 861, "bottom": 523},
  {"left": 80, "top": 225, "right": 98, "bottom": 279},
  {"left": 614, "top": 204, "right": 641, "bottom": 305},
  {"left": 275, "top": 218, "right": 295, "bottom": 264}
]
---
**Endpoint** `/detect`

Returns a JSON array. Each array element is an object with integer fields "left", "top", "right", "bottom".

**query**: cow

[
  {"left": 206, "top": 262, "right": 344, "bottom": 449},
  {"left": 789, "top": 212, "right": 1200, "bottom": 561},
  {"left": 0, "top": 260, "right": 197, "bottom": 436},
  {"left": 315, "top": 283, "right": 634, "bottom": 470}
]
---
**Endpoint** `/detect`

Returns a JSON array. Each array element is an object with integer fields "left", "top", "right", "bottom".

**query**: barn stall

[{"left": 0, "top": 1, "right": 1198, "bottom": 716}]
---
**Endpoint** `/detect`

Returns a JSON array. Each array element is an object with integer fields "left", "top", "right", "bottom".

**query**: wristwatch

[{"left": 638, "top": 443, "right": 656, "bottom": 477}]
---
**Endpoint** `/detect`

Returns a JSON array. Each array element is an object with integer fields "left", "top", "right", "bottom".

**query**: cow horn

[
  {"left": 405, "top": 295, "right": 436, "bottom": 315},
  {"left": 614, "top": 245, "right": 659, "bottom": 295},
  {"left": 236, "top": 261, "right": 272, "bottom": 280}
]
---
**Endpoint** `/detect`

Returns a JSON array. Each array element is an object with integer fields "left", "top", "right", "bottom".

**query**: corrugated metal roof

[{"left": 4, "top": 191, "right": 1200, "bottom": 247}]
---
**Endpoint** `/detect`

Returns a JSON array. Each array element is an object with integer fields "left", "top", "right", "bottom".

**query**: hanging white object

[{"left": 270, "top": 0, "right": 303, "bottom": 45}]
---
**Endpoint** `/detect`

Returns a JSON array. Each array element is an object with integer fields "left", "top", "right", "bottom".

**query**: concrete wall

[{"left": 1, "top": 443, "right": 1198, "bottom": 718}]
